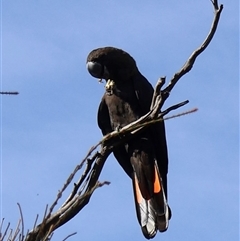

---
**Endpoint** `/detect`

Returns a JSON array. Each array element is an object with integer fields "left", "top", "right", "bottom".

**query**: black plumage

[{"left": 87, "top": 47, "right": 171, "bottom": 239}]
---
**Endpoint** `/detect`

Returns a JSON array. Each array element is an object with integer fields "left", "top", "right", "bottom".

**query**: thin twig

[
  {"left": 62, "top": 232, "right": 77, "bottom": 241},
  {"left": 62, "top": 151, "right": 100, "bottom": 207},
  {"left": 0, "top": 220, "right": 10, "bottom": 241},
  {"left": 17, "top": 203, "right": 24, "bottom": 241},
  {"left": 11, "top": 219, "right": 21, "bottom": 241},
  {"left": 33, "top": 215, "right": 39, "bottom": 230}
]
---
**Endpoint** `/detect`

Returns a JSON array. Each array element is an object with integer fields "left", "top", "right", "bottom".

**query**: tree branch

[
  {"left": 163, "top": 2, "right": 223, "bottom": 94},
  {"left": 5, "top": 1, "right": 222, "bottom": 241}
]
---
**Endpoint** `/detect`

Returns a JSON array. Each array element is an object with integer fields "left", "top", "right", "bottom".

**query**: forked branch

[{"left": 6, "top": 1, "right": 222, "bottom": 241}]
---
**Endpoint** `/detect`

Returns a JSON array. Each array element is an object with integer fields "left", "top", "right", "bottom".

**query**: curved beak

[{"left": 86, "top": 61, "right": 103, "bottom": 78}]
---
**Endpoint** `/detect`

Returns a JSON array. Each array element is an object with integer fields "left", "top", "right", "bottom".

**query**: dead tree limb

[{"left": 21, "top": 1, "right": 223, "bottom": 240}]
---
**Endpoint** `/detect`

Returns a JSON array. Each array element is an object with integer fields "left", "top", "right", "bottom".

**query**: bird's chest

[{"left": 105, "top": 93, "right": 140, "bottom": 130}]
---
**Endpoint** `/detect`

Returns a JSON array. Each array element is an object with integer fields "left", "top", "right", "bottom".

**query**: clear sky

[{"left": 1, "top": 1, "right": 239, "bottom": 240}]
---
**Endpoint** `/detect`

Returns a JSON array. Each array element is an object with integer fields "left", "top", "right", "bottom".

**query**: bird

[{"left": 86, "top": 47, "right": 171, "bottom": 239}]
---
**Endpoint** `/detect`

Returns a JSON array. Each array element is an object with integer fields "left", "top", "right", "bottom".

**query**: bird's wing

[
  {"left": 97, "top": 95, "right": 134, "bottom": 177},
  {"left": 132, "top": 72, "right": 169, "bottom": 197},
  {"left": 113, "top": 147, "right": 133, "bottom": 178},
  {"left": 152, "top": 122, "right": 169, "bottom": 197},
  {"left": 132, "top": 72, "right": 154, "bottom": 114},
  {"left": 97, "top": 96, "right": 112, "bottom": 136}
]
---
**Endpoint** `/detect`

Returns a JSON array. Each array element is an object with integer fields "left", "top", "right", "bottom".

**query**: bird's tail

[
  {"left": 153, "top": 162, "right": 170, "bottom": 233},
  {"left": 132, "top": 162, "right": 170, "bottom": 239},
  {"left": 132, "top": 172, "right": 157, "bottom": 239}
]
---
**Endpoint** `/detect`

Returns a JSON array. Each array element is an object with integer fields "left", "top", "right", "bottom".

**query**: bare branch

[
  {"left": 62, "top": 232, "right": 77, "bottom": 241},
  {"left": 164, "top": 1, "right": 223, "bottom": 94},
  {"left": 62, "top": 151, "right": 100, "bottom": 207},
  {"left": 10, "top": 219, "right": 21, "bottom": 241},
  {"left": 33, "top": 215, "right": 39, "bottom": 230},
  {"left": 17, "top": 203, "right": 24, "bottom": 241},
  {"left": 150, "top": 77, "right": 166, "bottom": 112},
  {"left": 164, "top": 108, "right": 198, "bottom": 121},
  {"left": 0, "top": 219, "right": 10, "bottom": 241}
]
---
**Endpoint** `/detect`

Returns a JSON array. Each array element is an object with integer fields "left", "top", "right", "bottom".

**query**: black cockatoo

[{"left": 86, "top": 47, "right": 171, "bottom": 239}]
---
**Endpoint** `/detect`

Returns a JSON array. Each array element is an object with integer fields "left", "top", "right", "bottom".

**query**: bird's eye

[{"left": 87, "top": 61, "right": 103, "bottom": 78}]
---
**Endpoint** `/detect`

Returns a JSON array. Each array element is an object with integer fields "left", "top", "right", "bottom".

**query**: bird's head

[{"left": 86, "top": 47, "right": 138, "bottom": 94}]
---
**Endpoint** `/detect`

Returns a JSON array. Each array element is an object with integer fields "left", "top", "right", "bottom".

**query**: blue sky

[{"left": 0, "top": 0, "right": 239, "bottom": 240}]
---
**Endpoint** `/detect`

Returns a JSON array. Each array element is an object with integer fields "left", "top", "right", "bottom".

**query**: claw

[{"left": 105, "top": 79, "right": 115, "bottom": 95}]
